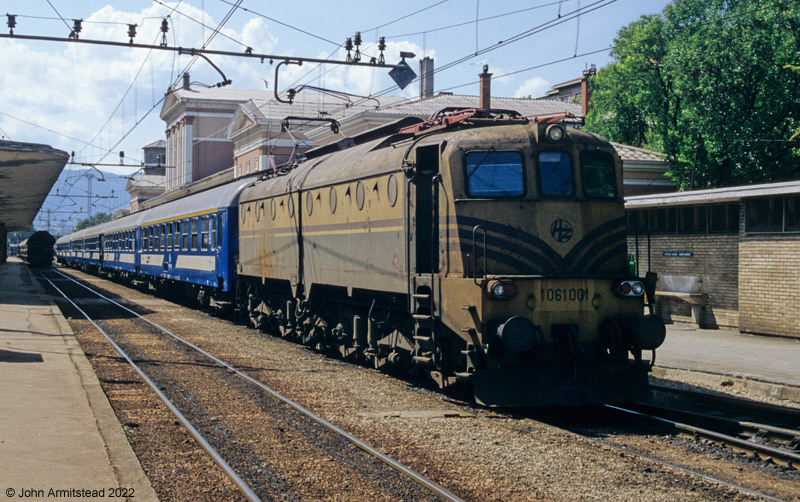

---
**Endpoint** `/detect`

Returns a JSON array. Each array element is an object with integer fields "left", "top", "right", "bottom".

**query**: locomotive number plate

[{"left": 539, "top": 286, "right": 591, "bottom": 311}]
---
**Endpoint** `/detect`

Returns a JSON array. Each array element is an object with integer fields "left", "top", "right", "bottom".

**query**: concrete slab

[{"left": 0, "top": 258, "right": 157, "bottom": 501}]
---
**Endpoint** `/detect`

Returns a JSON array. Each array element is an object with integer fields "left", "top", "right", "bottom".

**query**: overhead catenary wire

[
  {"left": 216, "top": 0, "right": 342, "bottom": 47},
  {"left": 317, "top": 0, "right": 616, "bottom": 118},
  {"left": 44, "top": 0, "right": 72, "bottom": 33},
  {"left": 152, "top": 0, "right": 250, "bottom": 51},
  {"left": 279, "top": 0, "right": 457, "bottom": 95},
  {"left": 384, "top": 0, "right": 573, "bottom": 39}
]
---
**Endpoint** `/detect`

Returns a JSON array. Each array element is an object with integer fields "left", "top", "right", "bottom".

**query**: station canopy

[{"left": 0, "top": 140, "right": 69, "bottom": 231}]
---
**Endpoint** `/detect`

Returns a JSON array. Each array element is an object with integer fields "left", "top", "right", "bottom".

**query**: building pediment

[{"left": 228, "top": 105, "right": 258, "bottom": 139}]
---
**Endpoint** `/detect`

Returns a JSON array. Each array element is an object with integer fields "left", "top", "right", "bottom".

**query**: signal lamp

[
  {"left": 489, "top": 280, "right": 517, "bottom": 300},
  {"left": 613, "top": 280, "right": 645, "bottom": 298}
]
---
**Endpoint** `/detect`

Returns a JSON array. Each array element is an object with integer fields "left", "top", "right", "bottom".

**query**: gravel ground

[{"left": 55, "top": 268, "right": 800, "bottom": 502}]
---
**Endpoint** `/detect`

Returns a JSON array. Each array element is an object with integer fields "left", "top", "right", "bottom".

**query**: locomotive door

[{"left": 413, "top": 144, "right": 440, "bottom": 275}]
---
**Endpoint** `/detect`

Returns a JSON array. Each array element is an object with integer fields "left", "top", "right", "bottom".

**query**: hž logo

[{"left": 550, "top": 219, "right": 573, "bottom": 243}]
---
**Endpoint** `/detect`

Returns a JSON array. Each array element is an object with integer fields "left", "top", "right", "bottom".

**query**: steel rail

[
  {"left": 515, "top": 408, "right": 788, "bottom": 502},
  {"left": 627, "top": 402, "right": 800, "bottom": 447},
  {"left": 50, "top": 269, "right": 466, "bottom": 502},
  {"left": 606, "top": 404, "right": 800, "bottom": 469},
  {"left": 39, "top": 271, "right": 262, "bottom": 502},
  {"left": 650, "top": 383, "right": 800, "bottom": 419}
]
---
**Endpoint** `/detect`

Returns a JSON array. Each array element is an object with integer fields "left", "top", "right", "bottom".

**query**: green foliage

[
  {"left": 585, "top": 0, "right": 800, "bottom": 190},
  {"left": 74, "top": 212, "right": 113, "bottom": 231}
]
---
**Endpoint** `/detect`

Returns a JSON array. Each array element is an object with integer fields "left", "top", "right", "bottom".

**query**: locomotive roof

[
  {"left": 240, "top": 116, "right": 562, "bottom": 202},
  {"left": 240, "top": 132, "right": 411, "bottom": 202}
]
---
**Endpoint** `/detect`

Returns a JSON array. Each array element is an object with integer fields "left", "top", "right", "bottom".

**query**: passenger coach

[{"left": 57, "top": 179, "right": 253, "bottom": 307}]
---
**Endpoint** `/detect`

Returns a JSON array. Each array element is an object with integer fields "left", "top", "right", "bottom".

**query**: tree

[
  {"left": 585, "top": 0, "right": 800, "bottom": 190},
  {"left": 74, "top": 212, "right": 113, "bottom": 231}
]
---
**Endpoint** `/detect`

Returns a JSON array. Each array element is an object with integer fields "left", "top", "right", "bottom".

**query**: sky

[{"left": 0, "top": 0, "right": 672, "bottom": 227}]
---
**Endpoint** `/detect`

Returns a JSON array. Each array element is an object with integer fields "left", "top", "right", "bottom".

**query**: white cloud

[
  {"left": 0, "top": 2, "right": 284, "bottom": 165},
  {"left": 513, "top": 76, "right": 550, "bottom": 99}
]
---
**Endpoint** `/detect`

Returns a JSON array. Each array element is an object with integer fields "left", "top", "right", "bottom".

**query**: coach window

[
  {"left": 154, "top": 226, "right": 160, "bottom": 250},
  {"left": 201, "top": 216, "right": 209, "bottom": 251},
  {"left": 538, "top": 152, "right": 573, "bottom": 196},
  {"left": 161, "top": 224, "right": 166, "bottom": 250},
  {"left": 464, "top": 150, "right": 525, "bottom": 197},
  {"left": 210, "top": 216, "right": 216, "bottom": 250},
  {"left": 580, "top": 151, "right": 617, "bottom": 199},
  {"left": 192, "top": 217, "right": 199, "bottom": 251},
  {"left": 217, "top": 213, "right": 223, "bottom": 248},
  {"left": 182, "top": 220, "right": 189, "bottom": 250}
]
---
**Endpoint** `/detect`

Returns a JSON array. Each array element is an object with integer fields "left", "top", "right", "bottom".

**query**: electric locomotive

[{"left": 237, "top": 108, "right": 666, "bottom": 407}]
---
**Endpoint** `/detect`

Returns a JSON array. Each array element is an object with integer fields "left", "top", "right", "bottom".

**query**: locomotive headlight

[
  {"left": 546, "top": 124, "right": 565, "bottom": 142},
  {"left": 613, "top": 280, "right": 645, "bottom": 298},
  {"left": 488, "top": 280, "right": 517, "bottom": 300}
]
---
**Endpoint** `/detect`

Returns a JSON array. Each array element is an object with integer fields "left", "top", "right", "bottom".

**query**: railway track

[
  {"left": 518, "top": 388, "right": 800, "bottom": 502},
  {"left": 39, "top": 269, "right": 465, "bottom": 502},
  {"left": 607, "top": 403, "right": 800, "bottom": 469},
  {"left": 633, "top": 384, "right": 800, "bottom": 468}
]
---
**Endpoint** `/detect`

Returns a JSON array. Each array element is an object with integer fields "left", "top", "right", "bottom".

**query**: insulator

[
  {"left": 354, "top": 31, "right": 361, "bottom": 47},
  {"left": 345, "top": 37, "right": 353, "bottom": 62},
  {"left": 378, "top": 36, "right": 386, "bottom": 52},
  {"left": 127, "top": 24, "right": 137, "bottom": 43},
  {"left": 160, "top": 18, "right": 169, "bottom": 47},
  {"left": 72, "top": 19, "right": 82, "bottom": 36},
  {"left": 7, "top": 14, "right": 16, "bottom": 34}
]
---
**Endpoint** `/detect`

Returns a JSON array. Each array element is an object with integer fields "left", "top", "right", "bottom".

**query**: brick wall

[
  {"left": 627, "top": 234, "right": 739, "bottom": 328},
  {"left": 739, "top": 235, "right": 800, "bottom": 338}
]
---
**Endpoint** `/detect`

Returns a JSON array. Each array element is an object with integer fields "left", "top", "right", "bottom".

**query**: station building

[{"left": 626, "top": 181, "right": 800, "bottom": 339}]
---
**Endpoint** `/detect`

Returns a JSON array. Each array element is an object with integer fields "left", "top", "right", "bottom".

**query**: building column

[
  {"left": 165, "top": 128, "right": 173, "bottom": 191},
  {"left": 183, "top": 116, "right": 194, "bottom": 186}
]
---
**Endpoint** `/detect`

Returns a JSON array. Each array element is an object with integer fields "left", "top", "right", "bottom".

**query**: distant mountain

[{"left": 36, "top": 168, "right": 131, "bottom": 236}]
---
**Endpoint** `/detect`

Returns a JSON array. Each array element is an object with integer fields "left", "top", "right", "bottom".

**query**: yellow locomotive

[{"left": 237, "top": 108, "right": 665, "bottom": 406}]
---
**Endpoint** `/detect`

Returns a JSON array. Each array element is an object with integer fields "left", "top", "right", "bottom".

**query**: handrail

[{"left": 471, "top": 225, "right": 487, "bottom": 283}]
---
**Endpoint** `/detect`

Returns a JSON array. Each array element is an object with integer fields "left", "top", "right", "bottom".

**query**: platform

[
  {"left": 0, "top": 258, "right": 157, "bottom": 501},
  {"left": 655, "top": 325, "right": 800, "bottom": 404}
]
